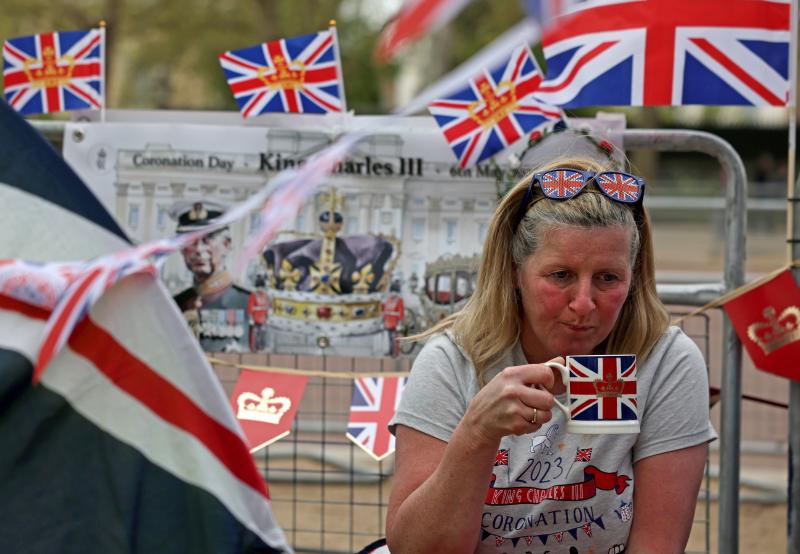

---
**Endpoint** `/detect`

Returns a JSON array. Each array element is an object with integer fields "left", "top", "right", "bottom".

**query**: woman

[{"left": 386, "top": 156, "right": 716, "bottom": 553}]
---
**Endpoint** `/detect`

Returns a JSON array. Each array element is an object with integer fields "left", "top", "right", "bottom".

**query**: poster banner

[
  {"left": 63, "top": 110, "right": 625, "bottom": 358},
  {"left": 231, "top": 369, "right": 308, "bottom": 451}
]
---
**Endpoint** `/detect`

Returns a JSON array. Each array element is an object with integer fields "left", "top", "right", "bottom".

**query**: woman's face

[{"left": 517, "top": 225, "right": 633, "bottom": 362}]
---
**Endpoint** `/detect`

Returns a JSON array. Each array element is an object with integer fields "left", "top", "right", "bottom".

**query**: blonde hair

[{"left": 415, "top": 156, "right": 669, "bottom": 385}]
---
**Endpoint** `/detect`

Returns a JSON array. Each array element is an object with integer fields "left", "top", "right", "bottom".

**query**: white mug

[{"left": 546, "top": 354, "right": 640, "bottom": 434}]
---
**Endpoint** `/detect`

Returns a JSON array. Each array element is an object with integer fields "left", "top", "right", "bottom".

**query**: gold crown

[
  {"left": 747, "top": 305, "right": 800, "bottom": 354},
  {"left": 236, "top": 387, "right": 291, "bottom": 424},
  {"left": 265, "top": 187, "right": 400, "bottom": 327},
  {"left": 258, "top": 55, "right": 306, "bottom": 90},
  {"left": 24, "top": 47, "right": 75, "bottom": 88},
  {"left": 468, "top": 79, "right": 518, "bottom": 130}
]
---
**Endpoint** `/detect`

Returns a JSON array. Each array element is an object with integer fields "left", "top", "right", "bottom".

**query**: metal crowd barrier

[{"left": 627, "top": 129, "right": 747, "bottom": 554}]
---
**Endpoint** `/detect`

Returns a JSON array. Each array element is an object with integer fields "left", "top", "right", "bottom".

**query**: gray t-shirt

[{"left": 390, "top": 326, "right": 717, "bottom": 553}]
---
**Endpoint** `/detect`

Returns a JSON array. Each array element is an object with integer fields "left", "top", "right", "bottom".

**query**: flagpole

[
  {"left": 99, "top": 20, "right": 107, "bottom": 123},
  {"left": 329, "top": 20, "right": 348, "bottom": 113},
  {"left": 788, "top": 0, "right": 799, "bottom": 550}
]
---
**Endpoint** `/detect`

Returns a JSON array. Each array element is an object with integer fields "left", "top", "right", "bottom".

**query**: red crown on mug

[
  {"left": 593, "top": 376, "right": 624, "bottom": 397},
  {"left": 747, "top": 305, "right": 800, "bottom": 354}
]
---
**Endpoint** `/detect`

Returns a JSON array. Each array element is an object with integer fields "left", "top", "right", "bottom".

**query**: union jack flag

[
  {"left": 534, "top": 0, "right": 790, "bottom": 107},
  {"left": 568, "top": 355, "right": 637, "bottom": 422},
  {"left": 347, "top": 376, "right": 407, "bottom": 461},
  {"left": 219, "top": 29, "right": 345, "bottom": 118},
  {"left": 3, "top": 29, "right": 104, "bottom": 115},
  {"left": 494, "top": 448, "right": 509, "bottom": 466},
  {"left": 575, "top": 447, "right": 592, "bottom": 462},
  {"left": 428, "top": 44, "right": 562, "bottom": 168}
]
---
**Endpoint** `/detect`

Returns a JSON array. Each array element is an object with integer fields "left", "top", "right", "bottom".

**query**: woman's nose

[{"left": 568, "top": 280, "right": 595, "bottom": 315}]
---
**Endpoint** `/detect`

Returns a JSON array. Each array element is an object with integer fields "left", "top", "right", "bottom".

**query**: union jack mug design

[{"left": 546, "top": 354, "right": 639, "bottom": 434}]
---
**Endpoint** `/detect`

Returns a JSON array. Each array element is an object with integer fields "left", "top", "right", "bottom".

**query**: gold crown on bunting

[
  {"left": 236, "top": 387, "right": 291, "bottom": 424},
  {"left": 747, "top": 305, "right": 800, "bottom": 354}
]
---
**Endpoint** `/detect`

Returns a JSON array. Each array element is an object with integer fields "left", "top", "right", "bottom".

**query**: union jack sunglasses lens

[
  {"left": 594, "top": 172, "right": 645, "bottom": 204},
  {"left": 534, "top": 169, "right": 645, "bottom": 204}
]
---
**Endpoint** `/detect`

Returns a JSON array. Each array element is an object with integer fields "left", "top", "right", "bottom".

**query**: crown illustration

[
  {"left": 593, "top": 377, "right": 625, "bottom": 398},
  {"left": 747, "top": 305, "right": 800, "bottom": 354},
  {"left": 24, "top": 47, "right": 75, "bottom": 88},
  {"left": 236, "top": 387, "right": 292, "bottom": 424},
  {"left": 259, "top": 55, "right": 306, "bottom": 90},
  {"left": 263, "top": 187, "right": 400, "bottom": 336},
  {"left": 468, "top": 79, "right": 518, "bottom": 129}
]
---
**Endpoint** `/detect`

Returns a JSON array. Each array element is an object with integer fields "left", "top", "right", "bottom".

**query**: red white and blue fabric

[
  {"left": 347, "top": 376, "right": 408, "bottom": 461},
  {"left": 428, "top": 45, "right": 562, "bottom": 168},
  {"left": 534, "top": 0, "right": 790, "bottom": 107},
  {"left": 376, "top": 0, "right": 473, "bottom": 62},
  {"left": 240, "top": 131, "right": 367, "bottom": 265},
  {"left": 30, "top": 253, "right": 157, "bottom": 384},
  {"left": 0, "top": 99, "right": 290, "bottom": 552},
  {"left": 219, "top": 29, "right": 344, "bottom": 118},
  {"left": 568, "top": 355, "right": 637, "bottom": 421},
  {"left": 574, "top": 447, "right": 592, "bottom": 462},
  {"left": 494, "top": 448, "right": 510, "bottom": 466},
  {"left": 3, "top": 29, "right": 103, "bottom": 115}
]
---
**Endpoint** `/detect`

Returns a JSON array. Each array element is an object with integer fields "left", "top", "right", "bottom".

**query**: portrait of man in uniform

[{"left": 170, "top": 200, "right": 251, "bottom": 353}]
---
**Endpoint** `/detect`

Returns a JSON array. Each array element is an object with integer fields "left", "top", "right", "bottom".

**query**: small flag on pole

[
  {"left": 3, "top": 28, "right": 104, "bottom": 115},
  {"left": 219, "top": 26, "right": 346, "bottom": 118},
  {"left": 428, "top": 44, "right": 562, "bottom": 168}
]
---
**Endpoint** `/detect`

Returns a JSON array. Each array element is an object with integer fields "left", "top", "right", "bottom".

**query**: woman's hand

[{"left": 461, "top": 359, "right": 560, "bottom": 446}]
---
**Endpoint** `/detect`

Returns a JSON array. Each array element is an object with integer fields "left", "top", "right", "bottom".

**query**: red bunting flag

[
  {"left": 722, "top": 269, "right": 800, "bottom": 381},
  {"left": 231, "top": 370, "right": 308, "bottom": 451}
]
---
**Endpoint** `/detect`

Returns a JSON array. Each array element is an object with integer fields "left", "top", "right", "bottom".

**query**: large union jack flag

[
  {"left": 347, "top": 376, "right": 407, "bottom": 461},
  {"left": 568, "top": 355, "right": 637, "bottom": 422},
  {"left": 3, "top": 29, "right": 104, "bottom": 115},
  {"left": 428, "top": 45, "right": 562, "bottom": 169},
  {"left": 219, "top": 29, "right": 345, "bottom": 118},
  {"left": 535, "top": 0, "right": 789, "bottom": 107}
]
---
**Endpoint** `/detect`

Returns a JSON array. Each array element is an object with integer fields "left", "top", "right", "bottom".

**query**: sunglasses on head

[{"left": 512, "top": 168, "right": 646, "bottom": 232}]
